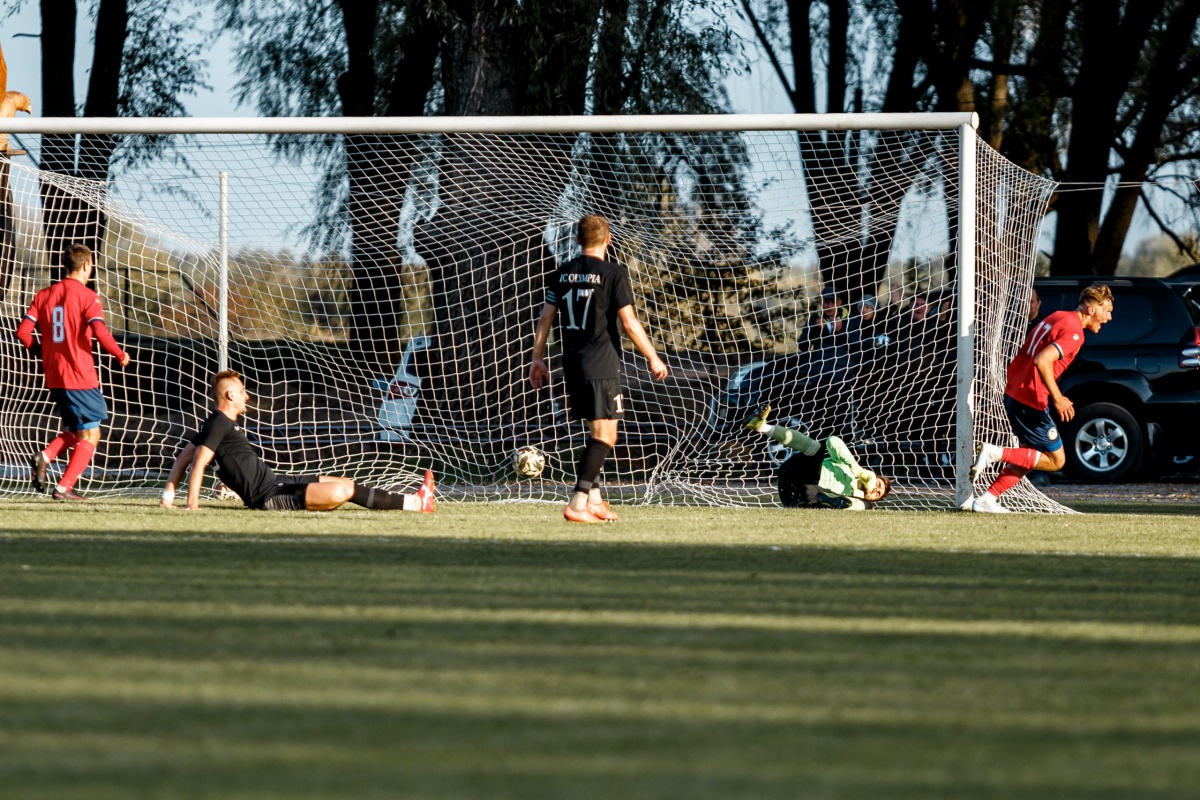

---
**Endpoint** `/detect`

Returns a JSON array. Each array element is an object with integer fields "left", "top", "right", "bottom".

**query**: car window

[
  {"left": 1087, "top": 293, "right": 1157, "bottom": 345},
  {"left": 1035, "top": 291, "right": 1073, "bottom": 316},
  {"left": 1176, "top": 285, "right": 1200, "bottom": 325}
]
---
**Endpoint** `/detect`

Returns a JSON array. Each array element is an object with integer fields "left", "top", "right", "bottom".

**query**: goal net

[{"left": 0, "top": 116, "right": 1064, "bottom": 510}]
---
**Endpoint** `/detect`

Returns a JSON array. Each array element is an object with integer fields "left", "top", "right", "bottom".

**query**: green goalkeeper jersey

[{"left": 819, "top": 436, "right": 868, "bottom": 499}]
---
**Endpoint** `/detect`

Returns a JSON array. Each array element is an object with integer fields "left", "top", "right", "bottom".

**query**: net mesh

[{"left": 0, "top": 123, "right": 1061, "bottom": 510}]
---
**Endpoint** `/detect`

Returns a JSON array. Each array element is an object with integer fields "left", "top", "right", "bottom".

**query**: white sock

[
  {"left": 569, "top": 491, "right": 589, "bottom": 511},
  {"left": 402, "top": 493, "right": 419, "bottom": 511}
]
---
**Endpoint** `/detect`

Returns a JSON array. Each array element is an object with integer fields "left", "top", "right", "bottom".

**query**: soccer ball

[{"left": 513, "top": 446, "right": 546, "bottom": 478}]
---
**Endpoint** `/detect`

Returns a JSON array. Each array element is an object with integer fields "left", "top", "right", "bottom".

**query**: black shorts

[
  {"left": 564, "top": 374, "right": 624, "bottom": 421},
  {"left": 257, "top": 475, "right": 320, "bottom": 511},
  {"left": 776, "top": 448, "right": 824, "bottom": 508}
]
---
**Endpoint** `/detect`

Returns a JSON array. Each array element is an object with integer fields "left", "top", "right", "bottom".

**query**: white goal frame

[{"left": 3, "top": 112, "right": 990, "bottom": 508}]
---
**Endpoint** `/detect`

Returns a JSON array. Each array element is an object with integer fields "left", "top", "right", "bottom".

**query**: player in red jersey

[
  {"left": 966, "top": 284, "right": 1114, "bottom": 513},
  {"left": 14, "top": 244, "right": 131, "bottom": 501}
]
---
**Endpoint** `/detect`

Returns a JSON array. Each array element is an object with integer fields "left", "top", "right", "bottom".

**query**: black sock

[
  {"left": 574, "top": 438, "right": 612, "bottom": 494},
  {"left": 351, "top": 483, "right": 406, "bottom": 509}
]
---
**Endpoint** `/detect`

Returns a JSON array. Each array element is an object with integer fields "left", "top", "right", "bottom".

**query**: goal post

[
  {"left": 0, "top": 114, "right": 1065, "bottom": 511},
  {"left": 956, "top": 121, "right": 977, "bottom": 510}
]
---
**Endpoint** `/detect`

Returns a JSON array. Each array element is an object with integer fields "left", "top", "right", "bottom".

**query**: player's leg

[
  {"left": 50, "top": 389, "right": 109, "bottom": 501},
  {"left": 566, "top": 416, "right": 615, "bottom": 523},
  {"left": 36, "top": 389, "right": 82, "bottom": 494},
  {"left": 745, "top": 403, "right": 823, "bottom": 457},
  {"left": 972, "top": 400, "right": 1063, "bottom": 513},
  {"left": 564, "top": 377, "right": 621, "bottom": 524},
  {"left": 53, "top": 426, "right": 99, "bottom": 501},
  {"left": 31, "top": 430, "right": 77, "bottom": 494},
  {"left": 585, "top": 417, "right": 620, "bottom": 521},
  {"left": 312, "top": 471, "right": 436, "bottom": 512},
  {"left": 301, "top": 475, "right": 356, "bottom": 510},
  {"left": 776, "top": 447, "right": 825, "bottom": 508},
  {"left": 972, "top": 397, "right": 1058, "bottom": 479}
]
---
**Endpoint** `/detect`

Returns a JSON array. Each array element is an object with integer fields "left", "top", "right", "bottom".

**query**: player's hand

[
  {"left": 648, "top": 355, "right": 668, "bottom": 381},
  {"left": 120, "top": 353, "right": 131, "bottom": 368},
  {"left": 1053, "top": 395, "right": 1075, "bottom": 423},
  {"left": 858, "top": 470, "right": 877, "bottom": 491},
  {"left": 529, "top": 359, "right": 550, "bottom": 389}
]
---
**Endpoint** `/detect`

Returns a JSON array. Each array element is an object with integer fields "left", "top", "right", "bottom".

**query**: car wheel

[{"left": 1065, "top": 402, "right": 1144, "bottom": 483}]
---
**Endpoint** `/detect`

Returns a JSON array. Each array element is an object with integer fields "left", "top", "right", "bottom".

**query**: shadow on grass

[
  {"left": 1069, "top": 500, "right": 1200, "bottom": 516},
  {"left": 2, "top": 535, "right": 1200, "bottom": 799}
]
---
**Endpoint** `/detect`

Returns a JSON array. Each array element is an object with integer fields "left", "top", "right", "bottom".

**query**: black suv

[{"left": 1032, "top": 276, "right": 1200, "bottom": 481}]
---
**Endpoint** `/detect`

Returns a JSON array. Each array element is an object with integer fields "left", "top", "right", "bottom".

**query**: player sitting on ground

[
  {"left": 161, "top": 370, "right": 436, "bottom": 512},
  {"left": 966, "top": 284, "right": 1114, "bottom": 513},
  {"left": 746, "top": 404, "right": 891, "bottom": 510}
]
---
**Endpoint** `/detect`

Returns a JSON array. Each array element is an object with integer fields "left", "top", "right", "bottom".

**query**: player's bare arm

[
  {"left": 185, "top": 445, "right": 217, "bottom": 510},
  {"left": 529, "top": 302, "right": 557, "bottom": 389},
  {"left": 161, "top": 442, "right": 196, "bottom": 509},
  {"left": 1033, "top": 344, "right": 1073, "bottom": 422},
  {"left": 616, "top": 305, "right": 668, "bottom": 380}
]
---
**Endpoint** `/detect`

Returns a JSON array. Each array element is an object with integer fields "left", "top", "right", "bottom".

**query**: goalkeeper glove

[{"left": 856, "top": 469, "right": 876, "bottom": 491}]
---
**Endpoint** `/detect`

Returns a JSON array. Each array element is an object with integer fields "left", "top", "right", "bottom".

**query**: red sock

[
  {"left": 59, "top": 440, "right": 96, "bottom": 491},
  {"left": 987, "top": 467, "right": 1022, "bottom": 498},
  {"left": 1001, "top": 447, "right": 1040, "bottom": 470},
  {"left": 43, "top": 431, "right": 78, "bottom": 462}
]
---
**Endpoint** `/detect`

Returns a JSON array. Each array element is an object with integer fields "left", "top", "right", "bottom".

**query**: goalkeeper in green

[{"left": 746, "top": 404, "right": 892, "bottom": 510}]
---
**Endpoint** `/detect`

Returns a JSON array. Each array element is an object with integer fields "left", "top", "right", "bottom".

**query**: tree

[
  {"left": 1047, "top": 0, "right": 1200, "bottom": 275},
  {"left": 740, "top": 0, "right": 973, "bottom": 300},
  {"left": 2, "top": 0, "right": 207, "bottom": 267},
  {"left": 743, "top": 0, "right": 1200, "bottom": 278},
  {"left": 218, "top": 0, "right": 759, "bottom": 422}
]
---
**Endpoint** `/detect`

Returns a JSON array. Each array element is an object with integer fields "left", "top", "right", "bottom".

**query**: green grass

[{"left": 2, "top": 500, "right": 1199, "bottom": 799}]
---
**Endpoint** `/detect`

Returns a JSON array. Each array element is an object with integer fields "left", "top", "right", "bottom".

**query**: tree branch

[
  {"left": 738, "top": 0, "right": 797, "bottom": 109},
  {"left": 968, "top": 57, "right": 1033, "bottom": 76},
  {"left": 1140, "top": 186, "right": 1200, "bottom": 259}
]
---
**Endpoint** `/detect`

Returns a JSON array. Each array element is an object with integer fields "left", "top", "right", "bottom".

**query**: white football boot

[
  {"left": 971, "top": 442, "right": 1004, "bottom": 481},
  {"left": 970, "top": 493, "right": 1011, "bottom": 514}
]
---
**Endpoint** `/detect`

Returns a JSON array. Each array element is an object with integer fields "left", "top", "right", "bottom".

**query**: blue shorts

[
  {"left": 1004, "top": 395, "right": 1062, "bottom": 453},
  {"left": 49, "top": 388, "right": 109, "bottom": 431}
]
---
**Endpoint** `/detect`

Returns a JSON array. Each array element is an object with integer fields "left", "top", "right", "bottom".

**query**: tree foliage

[
  {"left": 215, "top": 0, "right": 766, "bottom": 409},
  {"left": 743, "top": 0, "right": 1200, "bottom": 277},
  {"left": 2, "top": 0, "right": 208, "bottom": 263}
]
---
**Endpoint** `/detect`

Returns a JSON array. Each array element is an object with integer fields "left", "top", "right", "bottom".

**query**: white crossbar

[{"left": 2, "top": 113, "right": 979, "bottom": 136}]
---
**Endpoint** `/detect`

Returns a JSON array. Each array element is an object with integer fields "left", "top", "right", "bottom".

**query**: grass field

[{"left": 3, "top": 499, "right": 1199, "bottom": 799}]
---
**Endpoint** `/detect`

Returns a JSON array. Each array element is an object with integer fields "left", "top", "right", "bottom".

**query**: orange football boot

[
  {"left": 563, "top": 504, "right": 603, "bottom": 523},
  {"left": 415, "top": 469, "right": 436, "bottom": 513},
  {"left": 587, "top": 500, "right": 619, "bottom": 521}
]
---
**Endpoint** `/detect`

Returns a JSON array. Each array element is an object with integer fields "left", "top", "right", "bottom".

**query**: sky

[{"left": 1, "top": 2, "right": 1189, "bottom": 267}]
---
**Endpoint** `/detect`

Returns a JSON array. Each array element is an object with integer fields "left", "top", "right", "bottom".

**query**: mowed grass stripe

[
  {"left": 2, "top": 502, "right": 1200, "bottom": 798},
  {"left": 5, "top": 597, "right": 1200, "bottom": 643},
  {"left": 4, "top": 652, "right": 1200, "bottom": 733}
]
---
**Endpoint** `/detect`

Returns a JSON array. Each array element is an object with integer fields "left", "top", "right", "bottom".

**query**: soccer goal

[{"left": 0, "top": 114, "right": 1066, "bottom": 511}]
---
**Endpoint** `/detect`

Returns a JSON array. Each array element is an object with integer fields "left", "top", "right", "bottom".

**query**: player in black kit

[
  {"left": 529, "top": 214, "right": 669, "bottom": 523},
  {"left": 160, "top": 370, "right": 435, "bottom": 512}
]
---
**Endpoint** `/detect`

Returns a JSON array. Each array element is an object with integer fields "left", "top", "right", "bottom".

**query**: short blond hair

[
  {"left": 1078, "top": 284, "right": 1114, "bottom": 309},
  {"left": 213, "top": 369, "right": 243, "bottom": 400},
  {"left": 577, "top": 214, "right": 610, "bottom": 249}
]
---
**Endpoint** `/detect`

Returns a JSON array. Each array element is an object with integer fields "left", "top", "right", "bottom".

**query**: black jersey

[
  {"left": 545, "top": 254, "right": 635, "bottom": 379},
  {"left": 191, "top": 411, "right": 278, "bottom": 508}
]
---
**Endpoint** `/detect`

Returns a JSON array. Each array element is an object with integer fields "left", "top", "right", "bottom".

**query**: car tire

[{"left": 1064, "top": 402, "right": 1144, "bottom": 483}]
